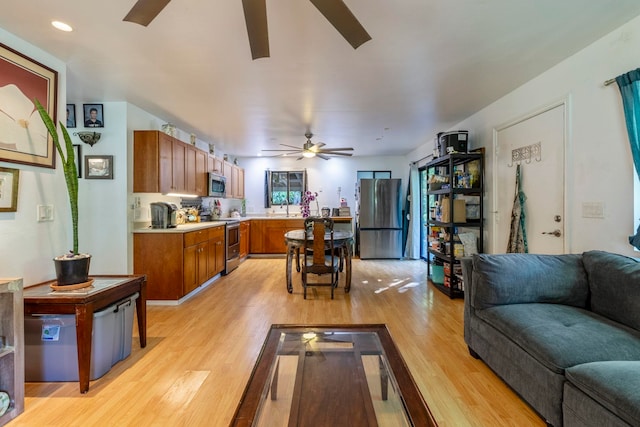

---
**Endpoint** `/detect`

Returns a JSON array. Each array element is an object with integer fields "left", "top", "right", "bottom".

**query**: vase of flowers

[{"left": 300, "top": 191, "right": 319, "bottom": 218}]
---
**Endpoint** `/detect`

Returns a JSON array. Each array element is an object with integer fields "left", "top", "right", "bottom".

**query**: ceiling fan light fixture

[{"left": 302, "top": 151, "right": 316, "bottom": 158}]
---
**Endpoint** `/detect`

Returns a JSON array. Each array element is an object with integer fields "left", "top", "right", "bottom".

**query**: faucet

[{"left": 280, "top": 199, "right": 289, "bottom": 217}]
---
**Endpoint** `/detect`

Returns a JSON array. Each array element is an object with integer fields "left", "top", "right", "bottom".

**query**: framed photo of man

[
  {"left": 66, "top": 104, "right": 76, "bottom": 128},
  {"left": 83, "top": 103, "right": 104, "bottom": 128}
]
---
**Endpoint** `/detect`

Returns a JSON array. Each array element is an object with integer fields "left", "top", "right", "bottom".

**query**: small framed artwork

[
  {"left": 83, "top": 103, "right": 104, "bottom": 128},
  {"left": 0, "top": 167, "right": 19, "bottom": 212},
  {"left": 66, "top": 104, "right": 76, "bottom": 128},
  {"left": 85, "top": 155, "right": 113, "bottom": 179},
  {"left": 73, "top": 144, "right": 82, "bottom": 178}
]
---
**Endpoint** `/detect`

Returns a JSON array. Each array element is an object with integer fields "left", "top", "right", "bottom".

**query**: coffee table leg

[
  {"left": 75, "top": 304, "right": 94, "bottom": 393},
  {"left": 270, "top": 358, "right": 280, "bottom": 400},
  {"left": 379, "top": 355, "right": 389, "bottom": 401}
]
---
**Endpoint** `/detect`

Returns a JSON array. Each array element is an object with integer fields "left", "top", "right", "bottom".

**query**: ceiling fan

[
  {"left": 262, "top": 132, "right": 354, "bottom": 160},
  {"left": 123, "top": 0, "right": 371, "bottom": 60}
]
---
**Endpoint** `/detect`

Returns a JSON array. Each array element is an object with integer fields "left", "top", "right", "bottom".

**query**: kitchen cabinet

[
  {"left": 231, "top": 164, "right": 245, "bottom": 199},
  {"left": 0, "top": 278, "right": 24, "bottom": 425},
  {"left": 425, "top": 152, "right": 484, "bottom": 298},
  {"left": 207, "top": 226, "right": 225, "bottom": 278},
  {"left": 208, "top": 155, "right": 223, "bottom": 174},
  {"left": 183, "top": 229, "right": 209, "bottom": 295},
  {"left": 249, "top": 219, "right": 304, "bottom": 254},
  {"left": 186, "top": 146, "right": 207, "bottom": 195},
  {"left": 133, "top": 224, "right": 226, "bottom": 300},
  {"left": 133, "top": 130, "right": 208, "bottom": 196},
  {"left": 222, "top": 160, "right": 245, "bottom": 199},
  {"left": 239, "top": 221, "right": 250, "bottom": 259}
]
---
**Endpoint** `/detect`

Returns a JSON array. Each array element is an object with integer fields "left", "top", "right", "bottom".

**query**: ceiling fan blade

[
  {"left": 123, "top": 0, "right": 171, "bottom": 26},
  {"left": 322, "top": 152, "right": 353, "bottom": 156},
  {"left": 309, "top": 0, "right": 372, "bottom": 49},
  {"left": 318, "top": 147, "right": 354, "bottom": 151},
  {"left": 242, "top": 0, "right": 270, "bottom": 59},
  {"left": 262, "top": 149, "right": 302, "bottom": 152},
  {"left": 279, "top": 143, "right": 304, "bottom": 150},
  {"left": 316, "top": 153, "right": 331, "bottom": 160}
]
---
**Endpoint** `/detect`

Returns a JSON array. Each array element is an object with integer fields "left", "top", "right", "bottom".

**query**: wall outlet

[{"left": 37, "top": 205, "right": 54, "bottom": 222}]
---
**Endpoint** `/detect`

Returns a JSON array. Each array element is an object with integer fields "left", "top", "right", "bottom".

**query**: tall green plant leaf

[{"left": 34, "top": 99, "right": 79, "bottom": 254}]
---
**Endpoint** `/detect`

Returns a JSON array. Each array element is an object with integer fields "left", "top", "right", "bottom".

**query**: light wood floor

[{"left": 15, "top": 258, "right": 544, "bottom": 427}]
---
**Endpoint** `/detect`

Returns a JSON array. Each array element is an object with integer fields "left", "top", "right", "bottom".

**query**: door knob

[{"left": 542, "top": 229, "right": 562, "bottom": 237}]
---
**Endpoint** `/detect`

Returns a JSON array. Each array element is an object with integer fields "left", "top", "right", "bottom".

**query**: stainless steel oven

[{"left": 222, "top": 220, "right": 240, "bottom": 275}]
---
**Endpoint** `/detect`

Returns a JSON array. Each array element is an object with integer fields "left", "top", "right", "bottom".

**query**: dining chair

[{"left": 302, "top": 217, "right": 339, "bottom": 299}]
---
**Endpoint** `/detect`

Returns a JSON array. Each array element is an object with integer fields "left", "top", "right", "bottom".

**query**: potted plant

[{"left": 35, "top": 99, "right": 91, "bottom": 285}]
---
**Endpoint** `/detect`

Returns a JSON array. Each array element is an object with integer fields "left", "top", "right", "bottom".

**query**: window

[
  {"left": 356, "top": 170, "right": 392, "bottom": 180},
  {"left": 265, "top": 170, "right": 306, "bottom": 207}
]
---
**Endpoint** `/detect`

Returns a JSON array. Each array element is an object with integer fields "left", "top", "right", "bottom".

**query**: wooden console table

[{"left": 23, "top": 275, "right": 147, "bottom": 393}]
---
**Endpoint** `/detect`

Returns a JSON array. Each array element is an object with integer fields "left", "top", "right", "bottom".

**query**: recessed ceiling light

[{"left": 52, "top": 21, "right": 73, "bottom": 32}]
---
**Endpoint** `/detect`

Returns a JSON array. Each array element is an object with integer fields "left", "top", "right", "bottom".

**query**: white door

[{"left": 494, "top": 102, "right": 566, "bottom": 254}]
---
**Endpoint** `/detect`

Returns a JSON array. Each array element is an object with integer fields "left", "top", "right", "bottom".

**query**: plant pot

[{"left": 53, "top": 254, "right": 91, "bottom": 286}]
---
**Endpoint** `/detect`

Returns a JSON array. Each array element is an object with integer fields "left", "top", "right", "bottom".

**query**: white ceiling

[{"left": 2, "top": 1, "right": 640, "bottom": 158}]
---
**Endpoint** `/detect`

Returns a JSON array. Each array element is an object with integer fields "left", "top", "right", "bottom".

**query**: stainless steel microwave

[{"left": 209, "top": 173, "right": 227, "bottom": 197}]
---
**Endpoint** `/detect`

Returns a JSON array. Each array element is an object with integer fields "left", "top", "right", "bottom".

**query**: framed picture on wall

[
  {"left": 83, "top": 103, "right": 104, "bottom": 128},
  {"left": 85, "top": 155, "right": 113, "bottom": 179},
  {"left": 66, "top": 104, "right": 76, "bottom": 128},
  {"left": 0, "top": 42, "right": 57, "bottom": 168},
  {"left": 0, "top": 167, "right": 20, "bottom": 212}
]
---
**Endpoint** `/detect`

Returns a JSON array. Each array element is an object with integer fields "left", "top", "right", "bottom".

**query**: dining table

[{"left": 284, "top": 229, "right": 354, "bottom": 294}]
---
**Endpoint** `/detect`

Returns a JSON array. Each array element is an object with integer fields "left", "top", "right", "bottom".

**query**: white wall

[
  {"left": 408, "top": 14, "right": 640, "bottom": 257},
  {"left": 0, "top": 29, "right": 69, "bottom": 285},
  {"left": 239, "top": 155, "right": 409, "bottom": 216}
]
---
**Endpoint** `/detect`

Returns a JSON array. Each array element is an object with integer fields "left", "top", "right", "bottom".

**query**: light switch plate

[
  {"left": 37, "top": 204, "right": 54, "bottom": 222},
  {"left": 582, "top": 202, "right": 605, "bottom": 218}
]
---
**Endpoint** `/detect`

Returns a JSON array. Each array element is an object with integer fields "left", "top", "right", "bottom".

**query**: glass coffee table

[{"left": 231, "top": 324, "right": 437, "bottom": 426}]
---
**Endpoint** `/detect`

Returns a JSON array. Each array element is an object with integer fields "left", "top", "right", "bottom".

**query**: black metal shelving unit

[{"left": 425, "top": 152, "right": 484, "bottom": 298}]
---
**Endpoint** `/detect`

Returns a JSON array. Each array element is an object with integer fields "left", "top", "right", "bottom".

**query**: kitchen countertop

[{"left": 132, "top": 216, "right": 353, "bottom": 233}]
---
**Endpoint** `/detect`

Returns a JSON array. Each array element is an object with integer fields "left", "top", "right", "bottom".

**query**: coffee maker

[{"left": 150, "top": 202, "right": 178, "bottom": 229}]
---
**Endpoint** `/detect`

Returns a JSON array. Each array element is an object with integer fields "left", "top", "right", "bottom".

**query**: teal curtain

[{"left": 615, "top": 69, "right": 640, "bottom": 249}]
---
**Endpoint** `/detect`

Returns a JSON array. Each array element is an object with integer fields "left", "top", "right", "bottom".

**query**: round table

[{"left": 284, "top": 229, "right": 354, "bottom": 294}]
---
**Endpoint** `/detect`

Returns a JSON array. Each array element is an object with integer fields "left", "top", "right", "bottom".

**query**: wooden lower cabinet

[
  {"left": 249, "top": 219, "right": 304, "bottom": 254},
  {"left": 134, "top": 225, "right": 226, "bottom": 300},
  {"left": 207, "top": 226, "right": 225, "bottom": 278},
  {"left": 240, "top": 221, "right": 250, "bottom": 259}
]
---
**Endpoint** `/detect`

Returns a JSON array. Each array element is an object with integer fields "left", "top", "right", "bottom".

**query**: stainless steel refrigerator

[{"left": 358, "top": 178, "right": 403, "bottom": 259}]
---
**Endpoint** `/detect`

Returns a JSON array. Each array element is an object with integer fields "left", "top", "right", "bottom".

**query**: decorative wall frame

[
  {"left": 85, "top": 155, "right": 113, "bottom": 179},
  {"left": 82, "top": 103, "right": 104, "bottom": 128},
  {"left": 0, "top": 42, "right": 57, "bottom": 168},
  {"left": 0, "top": 167, "right": 19, "bottom": 212},
  {"left": 66, "top": 104, "right": 76, "bottom": 128}
]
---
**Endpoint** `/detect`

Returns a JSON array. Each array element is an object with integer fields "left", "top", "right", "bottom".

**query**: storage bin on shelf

[{"left": 25, "top": 292, "right": 138, "bottom": 382}]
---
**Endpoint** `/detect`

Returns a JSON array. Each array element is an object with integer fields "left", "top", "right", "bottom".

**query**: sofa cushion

[
  {"left": 565, "top": 361, "right": 640, "bottom": 426},
  {"left": 471, "top": 253, "right": 589, "bottom": 310},
  {"left": 477, "top": 303, "right": 640, "bottom": 374},
  {"left": 583, "top": 250, "right": 640, "bottom": 331}
]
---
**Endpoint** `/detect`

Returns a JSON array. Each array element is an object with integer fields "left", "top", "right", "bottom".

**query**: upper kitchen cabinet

[
  {"left": 208, "top": 155, "right": 223, "bottom": 174},
  {"left": 186, "top": 146, "right": 207, "bottom": 196},
  {"left": 133, "top": 130, "right": 208, "bottom": 196},
  {"left": 222, "top": 160, "right": 245, "bottom": 199}
]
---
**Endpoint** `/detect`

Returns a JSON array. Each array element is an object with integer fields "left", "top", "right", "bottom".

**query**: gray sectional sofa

[{"left": 461, "top": 250, "right": 640, "bottom": 427}]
